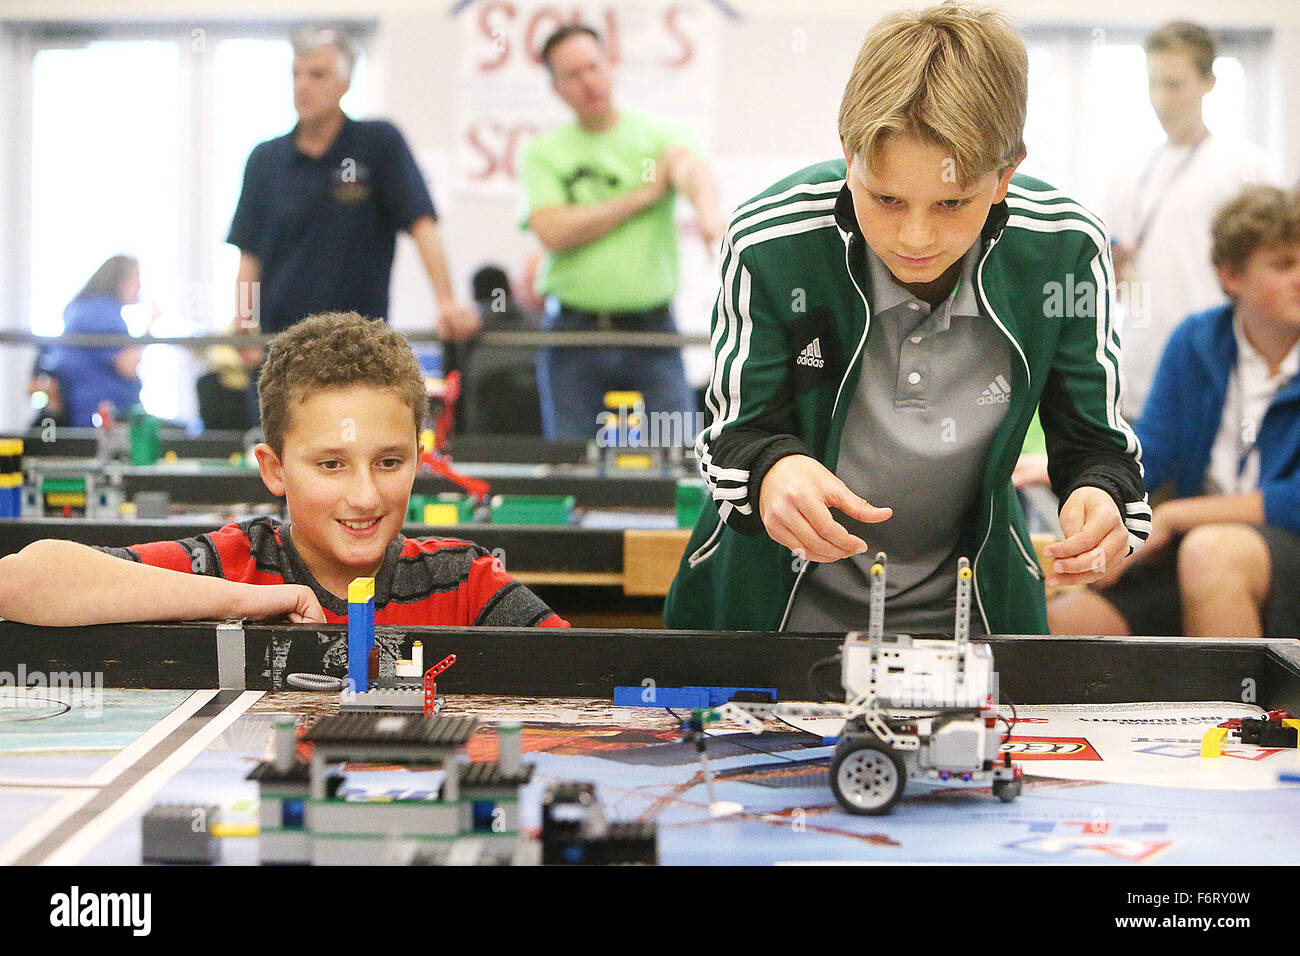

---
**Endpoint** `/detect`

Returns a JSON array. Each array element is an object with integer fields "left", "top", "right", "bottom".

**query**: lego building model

[
  {"left": 201, "top": 576, "right": 654, "bottom": 866},
  {"left": 247, "top": 713, "right": 538, "bottom": 865}
]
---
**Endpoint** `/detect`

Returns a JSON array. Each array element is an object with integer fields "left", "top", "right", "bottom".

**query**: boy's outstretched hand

[
  {"left": 240, "top": 584, "right": 327, "bottom": 625},
  {"left": 759, "top": 455, "right": 892, "bottom": 563},
  {"left": 1042, "top": 486, "right": 1130, "bottom": 588}
]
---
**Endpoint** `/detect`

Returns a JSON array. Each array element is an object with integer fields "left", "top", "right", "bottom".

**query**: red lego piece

[
  {"left": 1218, "top": 710, "right": 1293, "bottom": 730},
  {"left": 422, "top": 654, "right": 457, "bottom": 717},
  {"left": 418, "top": 448, "right": 490, "bottom": 502}
]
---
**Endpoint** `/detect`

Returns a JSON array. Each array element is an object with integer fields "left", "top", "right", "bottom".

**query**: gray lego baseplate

[{"left": 338, "top": 687, "right": 442, "bottom": 714}]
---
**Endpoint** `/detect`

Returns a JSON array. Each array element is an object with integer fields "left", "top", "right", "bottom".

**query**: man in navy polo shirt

[{"left": 228, "top": 27, "right": 477, "bottom": 339}]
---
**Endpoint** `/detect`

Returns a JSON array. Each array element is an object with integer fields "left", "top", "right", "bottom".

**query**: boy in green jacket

[{"left": 666, "top": 3, "right": 1151, "bottom": 635}]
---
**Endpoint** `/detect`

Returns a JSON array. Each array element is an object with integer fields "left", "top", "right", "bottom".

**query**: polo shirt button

[
  {"left": 910, "top": 335, "right": 923, "bottom": 344},
  {"left": 907, "top": 371, "right": 922, "bottom": 385}
]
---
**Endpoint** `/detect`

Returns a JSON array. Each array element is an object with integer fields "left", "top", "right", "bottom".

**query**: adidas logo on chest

[
  {"left": 978, "top": 374, "right": 1012, "bottom": 405},
  {"left": 796, "top": 337, "right": 825, "bottom": 368}
]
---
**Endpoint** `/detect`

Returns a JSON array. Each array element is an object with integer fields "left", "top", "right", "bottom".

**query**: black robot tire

[{"left": 993, "top": 777, "right": 1022, "bottom": 803}]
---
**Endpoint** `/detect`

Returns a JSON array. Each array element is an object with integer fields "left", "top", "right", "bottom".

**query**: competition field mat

[{"left": 1, "top": 686, "right": 1297, "bottom": 866}]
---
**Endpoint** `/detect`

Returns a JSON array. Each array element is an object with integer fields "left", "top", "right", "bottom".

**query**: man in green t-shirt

[{"left": 520, "top": 24, "right": 726, "bottom": 438}]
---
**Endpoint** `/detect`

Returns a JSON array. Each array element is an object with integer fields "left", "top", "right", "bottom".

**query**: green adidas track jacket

[{"left": 665, "top": 161, "right": 1152, "bottom": 635}]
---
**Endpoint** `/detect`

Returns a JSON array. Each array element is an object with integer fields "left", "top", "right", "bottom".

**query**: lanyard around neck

[{"left": 1134, "top": 135, "right": 1208, "bottom": 250}]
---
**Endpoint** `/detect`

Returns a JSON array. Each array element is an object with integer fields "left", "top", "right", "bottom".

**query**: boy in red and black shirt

[{"left": 0, "top": 312, "right": 566, "bottom": 629}]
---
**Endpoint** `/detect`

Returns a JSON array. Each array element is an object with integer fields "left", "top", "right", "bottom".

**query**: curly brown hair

[
  {"left": 1210, "top": 185, "right": 1300, "bottom": 275},
  {"left": 258, "top": 312, "right": 428, "bottom": 455}
]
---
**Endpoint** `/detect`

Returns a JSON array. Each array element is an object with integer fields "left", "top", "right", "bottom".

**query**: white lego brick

[
  {"left": 259, "top": 829, "right": 311, "bottom": 865},
  {"left": 446, "top": 839, "right": 485, "bottom": 866},
  {"left": 259, "top": 798, "right": 283, "bottom": 830}
]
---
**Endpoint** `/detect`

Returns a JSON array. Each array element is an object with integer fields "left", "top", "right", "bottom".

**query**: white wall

[{"left": 2, "top": 0, "right": 1299, "bottom": 426}]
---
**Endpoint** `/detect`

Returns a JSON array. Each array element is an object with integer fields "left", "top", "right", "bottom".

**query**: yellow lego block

[
  {"left": 211, "top": 822, "right": 258, "bottom": 838},
  {"left": 348, "top": 577, "right": 375, "bottom": 604},
  {"left": 423, "top": 502, "right": 459, "bottom": 525},
  {"left": 604, "top": 390, "right": 644, "bottom": 409},
  {"left": 1285, "top": 719, "right": 1300, "bottom": 746},
  {"left": 1201, "top": 726, "right": 1229, "bottom": 758},
  {"left": 46, "top": 493, "right": 86, "bottom": 507}
]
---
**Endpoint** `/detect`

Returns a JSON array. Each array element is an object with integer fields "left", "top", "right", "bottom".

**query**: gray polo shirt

[{"left": 787, "top": 242, "right": 1012, "bottom": 635}]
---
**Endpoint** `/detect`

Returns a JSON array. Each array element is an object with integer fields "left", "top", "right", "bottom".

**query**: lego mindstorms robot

[{"left": 721, "top": 554, "right": 1023, "bottom": 815}]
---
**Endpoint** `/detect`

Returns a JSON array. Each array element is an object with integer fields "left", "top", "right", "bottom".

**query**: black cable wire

[
  {"left": 999, "top": 693, "right": 1019, "bottom": 745},
  {"left": 809, "top": 653, "right": 843, "bottom": 701}
]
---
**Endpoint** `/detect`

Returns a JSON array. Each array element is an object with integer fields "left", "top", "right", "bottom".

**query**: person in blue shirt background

[
  {"left": 45, "top": 254, "right": 144, "bottom": 427},
  {"left": 1049, "top": 185, "right": 1300, "bottom": 638}
]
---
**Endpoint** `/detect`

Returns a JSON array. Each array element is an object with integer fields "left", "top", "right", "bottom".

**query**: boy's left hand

[{"left": 1042, "top": 487, "right": 1129, "bottom": 588}]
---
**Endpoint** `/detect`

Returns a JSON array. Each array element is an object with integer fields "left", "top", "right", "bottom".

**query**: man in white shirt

[{"left": 1102, "top": 21, "right": 1274, "bottom": 420}]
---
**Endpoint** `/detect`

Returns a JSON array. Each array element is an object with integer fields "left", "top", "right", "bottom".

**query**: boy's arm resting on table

[
  {"left": 0, "top": 540, "right": 324, "bottom": 626},
  {"left": 696, "top": 238, "right": 890, "bottom": 558},
  {"left": 1038, "top": 234, "right": 1151, "bottom": 586}
]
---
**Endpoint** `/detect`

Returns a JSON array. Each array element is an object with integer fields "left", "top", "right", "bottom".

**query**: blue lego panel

[
  {"left": 282, "top": 799, "right": 304, "bottom": 830},
  {"left": 612, "top": 686, "right": 778, "bottom": 709},
  {"left": 347, "top": 579, "right": 376, "bottom": 693},
  {"left": 561, "top": 842, "right": 587, "bottom": 864}
]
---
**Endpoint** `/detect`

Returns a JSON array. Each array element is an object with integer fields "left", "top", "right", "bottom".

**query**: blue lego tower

[{"left": 347, "top": 577, "right": 376, "bottom": 693}]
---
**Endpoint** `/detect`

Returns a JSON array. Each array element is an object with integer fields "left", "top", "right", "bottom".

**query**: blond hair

[
  {"left": 838, "top": 3, "right": 1027, "bottom": 186},
  {"left": 258, "top": 312, "right": 428, "bottom": 456},
  {"left": 1210, "top": 185, "right": 1300, "bottom": 274}
]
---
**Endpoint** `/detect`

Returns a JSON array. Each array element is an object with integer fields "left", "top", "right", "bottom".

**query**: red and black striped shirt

[{"left": 98, "top": 516, "right": 567, "bottom": 628}]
